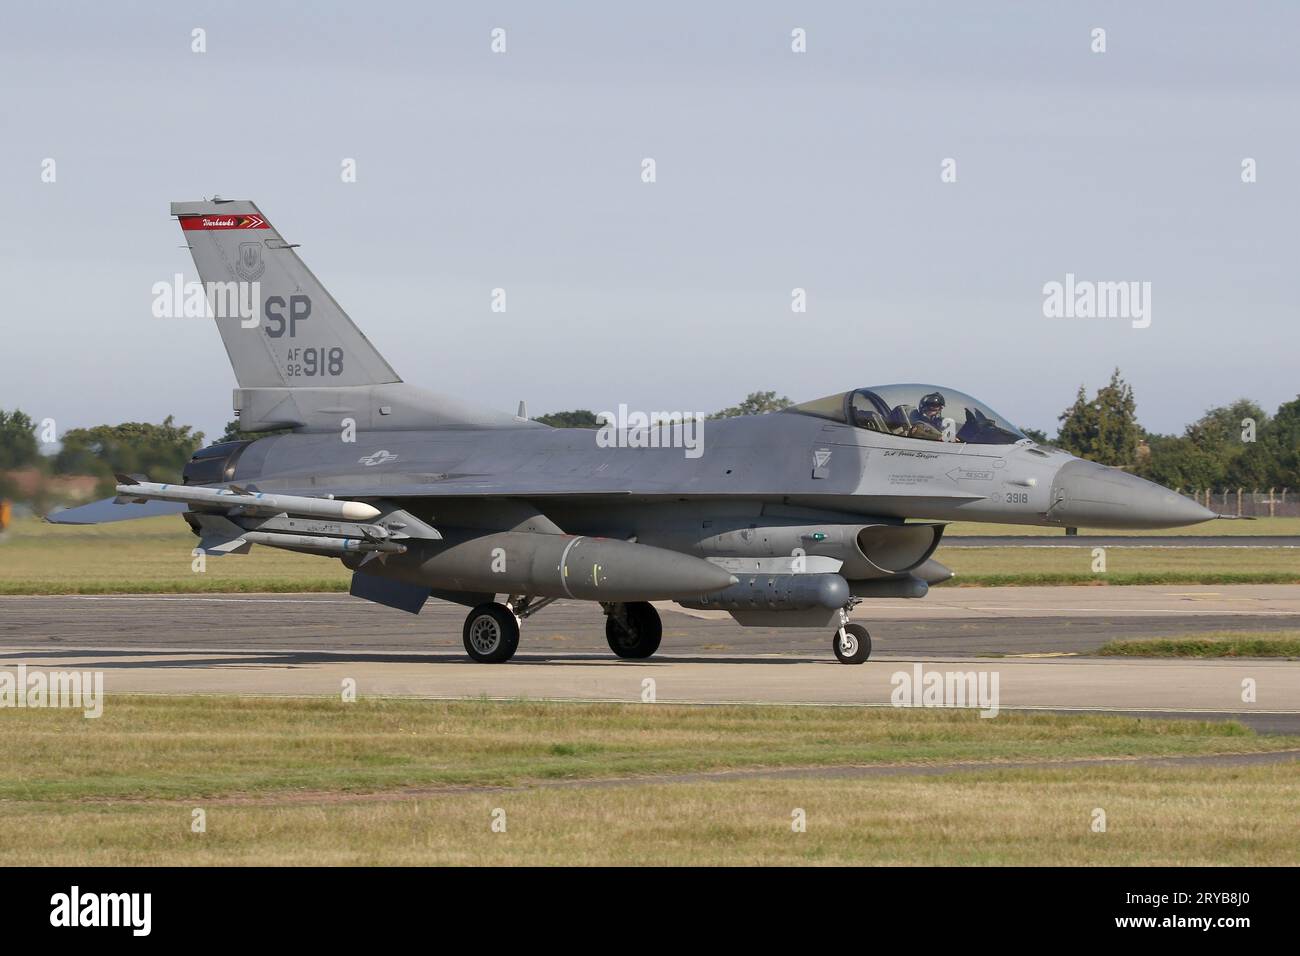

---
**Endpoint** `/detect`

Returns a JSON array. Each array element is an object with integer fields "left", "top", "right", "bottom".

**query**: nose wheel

[{"left": 833, "top": 622, "right": 871, "bottom": 664}]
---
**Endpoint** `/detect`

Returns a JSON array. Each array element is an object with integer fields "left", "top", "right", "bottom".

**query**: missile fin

[{"left": 196, "top": 534, "right": 251, "bottom": 556}]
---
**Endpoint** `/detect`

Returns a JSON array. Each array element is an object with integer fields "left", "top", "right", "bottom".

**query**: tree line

[
  {"left": 1049, "top": 369, "right": 1297, "bottom": 490},
  {"left": 1, "top": 373, "right": 1294, "bottom": 502},
  {"left": 0, "top": 412, "right": 203, "bottom": 499}
]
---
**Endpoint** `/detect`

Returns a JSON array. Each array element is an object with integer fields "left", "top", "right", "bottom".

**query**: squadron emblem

[{"left": 234, "top": 241, "right": 265, "bottom": 281}]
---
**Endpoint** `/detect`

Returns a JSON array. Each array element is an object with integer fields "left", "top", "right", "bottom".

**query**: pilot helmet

[{"left": 919, "top": 391, "right": 946, "bottom": 413}]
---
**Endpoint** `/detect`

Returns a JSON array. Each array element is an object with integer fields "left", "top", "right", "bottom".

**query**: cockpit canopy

[{"left": 789, "top": 384, "right": 1027, "bottom": 445}]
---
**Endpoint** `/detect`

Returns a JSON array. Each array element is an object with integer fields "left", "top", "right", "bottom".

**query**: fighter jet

[{"left": 49, "top": 200, "right": 1217, "bottom": 664}]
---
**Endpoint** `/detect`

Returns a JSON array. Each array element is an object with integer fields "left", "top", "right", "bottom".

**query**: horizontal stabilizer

[
  {"left": 197, "top": 535, "right": 252, "bottom": 556},
  {"left": 45, "top": 497, "right": 187, "bottom": 525}
]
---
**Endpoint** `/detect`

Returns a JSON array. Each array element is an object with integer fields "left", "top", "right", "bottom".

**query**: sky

[{"left": 2, "top": 0, "right": 1297, "bottom": 444}]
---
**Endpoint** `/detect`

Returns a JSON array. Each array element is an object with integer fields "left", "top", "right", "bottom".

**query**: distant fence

[{"left": 1180, "top": 489, "right": 1296, "bottom": 518}]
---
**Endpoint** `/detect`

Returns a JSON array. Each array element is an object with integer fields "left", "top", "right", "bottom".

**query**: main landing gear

[
  {"left": 602, "top": 601, "right": 663, "bottom": 660},
  {"left": 461, "top": 595, "right": 555, "bottom": 663},
  {"left": 462, "top": 603, "right": 519, "bottom": 663},
  {"left": 461, "top": 598, "right": 663, "bottom": 663}
]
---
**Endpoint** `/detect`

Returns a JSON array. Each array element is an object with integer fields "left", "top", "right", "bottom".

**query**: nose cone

[{"left": 1049, "top": 459, "right": 1217, "bottom": 530}]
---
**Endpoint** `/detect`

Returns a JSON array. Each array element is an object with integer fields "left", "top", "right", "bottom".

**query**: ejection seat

[
  {"left": 849, "top": 391, "right": 894, "bottom": 434},
  {"left": 851, "top": 407, "right": 889, "bottom": 433},
  {"left": 887, "top": 403, "right": 916, "bottom": 435}
]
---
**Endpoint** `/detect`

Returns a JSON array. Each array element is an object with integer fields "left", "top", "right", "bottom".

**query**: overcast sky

[{"left": 2, "top": 1, "right": 1296, "bottom": 443}]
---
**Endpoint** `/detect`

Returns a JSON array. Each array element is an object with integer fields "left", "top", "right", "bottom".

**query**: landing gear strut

[
  {"left": 833, "top": 622, "right": 872, "bottom": 664},
  {"left": 603, "top": 601, "right": 663, "bottom": 660}
]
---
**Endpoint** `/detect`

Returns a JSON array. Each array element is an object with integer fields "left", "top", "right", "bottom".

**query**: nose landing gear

[{"left": 832, "top": 621, "right": 872, "bottom": 664}]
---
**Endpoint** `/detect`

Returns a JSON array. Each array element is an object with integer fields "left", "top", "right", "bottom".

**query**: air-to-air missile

[
  {"left": 114, "top": 477, "right": 382, "bottom": 523},
  {"left": 237, "top": 530, "right": 408, "bottom": 555},
  {"left": 356, "top": 530, "right": 739, "bottom": 602}
]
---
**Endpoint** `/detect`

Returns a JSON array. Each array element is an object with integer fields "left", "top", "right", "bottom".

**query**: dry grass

[
  {"left": 2, "top": 696, "right": 1289, "bottom": 804},
  {"left": 2, "top": 697, "right": 1296, "bottom": 864},
  {"left": 0, "top": 516, "right": 349, "bottom": 593},
  {"left": 1, "top": 764, "right": 1296, "bottom": 865},
  {"left": 938, "top": 546, "right": 1300, "bottom": 586}
]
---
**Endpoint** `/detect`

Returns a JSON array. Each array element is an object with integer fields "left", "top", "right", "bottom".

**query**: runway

[
  {"left": 2, "top": 585, "right": 1297, "bottom": 731},
  {"left": 3, "top": 584, "right": 1298, "bottom": 657}
]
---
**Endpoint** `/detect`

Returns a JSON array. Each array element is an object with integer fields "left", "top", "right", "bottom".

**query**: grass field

[
  {"left": 941, "top": 517, "right": 1300, "bottom": 536},
  {"left": 1097, "top": 630, "right": 1300, "bottom": 658},
  {"left": 0, "top": 697, "right": 1296, "bottom": 865},
  {"left": 0, "top": 516, "right": 349, "bottom": 593},
  {"left": 939, "top": 546, "right": 1300, "bottom": 586},
  {"left": 2, "top": 516, "right": 1297, "bottom": 593}
]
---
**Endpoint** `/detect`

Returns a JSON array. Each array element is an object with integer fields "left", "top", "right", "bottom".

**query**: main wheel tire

[
  {"left": 833, "top": 622, "right": 871, "bottom": 664},
  {"left": 605, "top": 601, "right": 663, "bottom": 660},
  {"left": 462, "top": 602, "right": 520, "bottom": 663}
]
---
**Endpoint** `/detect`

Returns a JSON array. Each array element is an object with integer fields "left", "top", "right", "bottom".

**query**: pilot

[{"left": 910, "top": 391, "right": 949, "bottom": 438}]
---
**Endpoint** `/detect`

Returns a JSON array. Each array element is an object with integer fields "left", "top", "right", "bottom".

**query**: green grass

[
  {"left": 1097, "top": 630, "right": 1300, "bottom": 658},
  {"left": 0, "top": 515, "right": 350, "bottom": 594},
  {"left": 1, "top": 696, "right": 1297, "bottom": 865},
  {"left": 1, "top": 696, "right": 1290, "bottom": 803},
  {"left": 938, "top": 546, "right": 1300, "bottom": 586},
  {"left": 0, "top": 578, "right": 348, "bottom": 595},
  {"left": 945, "top": 572, "right": 1299, "bottom": 586}
]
